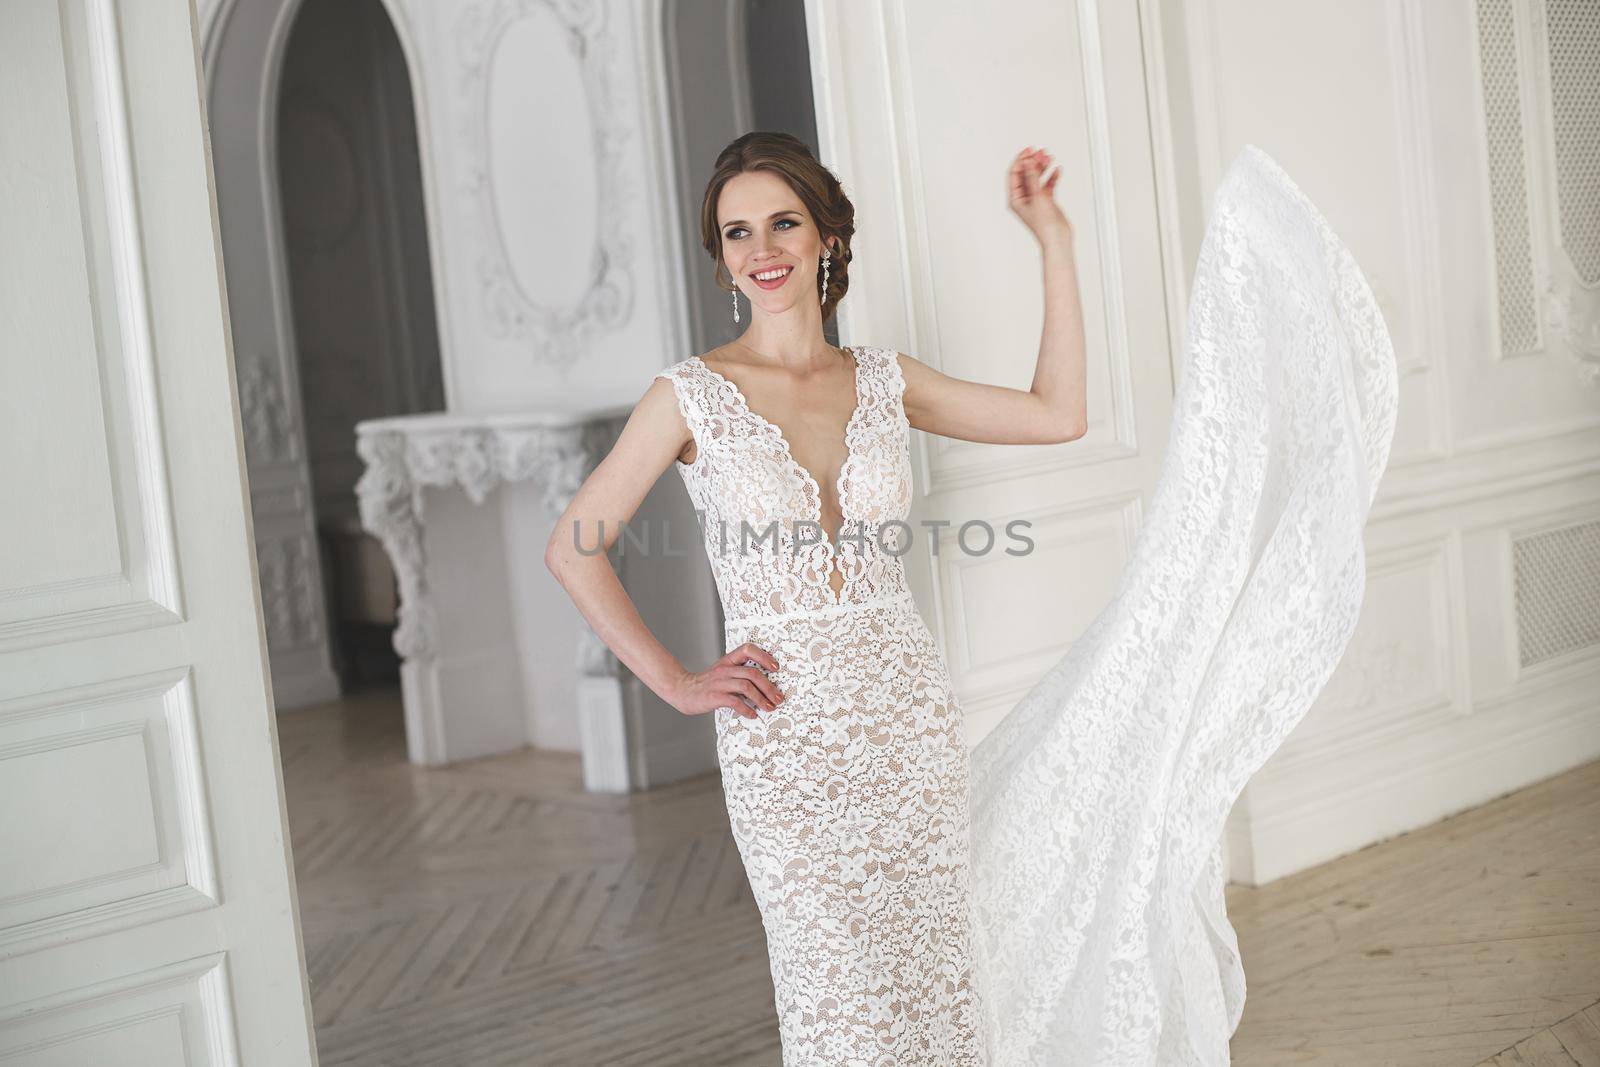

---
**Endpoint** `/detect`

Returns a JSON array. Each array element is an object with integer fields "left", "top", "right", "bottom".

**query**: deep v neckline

[{"left": 689, "top": 346, "right": 865, "bottom": 545}]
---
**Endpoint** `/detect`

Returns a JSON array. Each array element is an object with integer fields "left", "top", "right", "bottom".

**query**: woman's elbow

[
  {"left": 544, "top": 530, "right": 570, "bottom": 583},
  {"left": 1063, "top": 405, "right": 1088, "bottom": 441},
  {"left": 1047, "top": 417, "right": 1086, "bottom": 444},
  {"left": 546, "top": 519, "right": 610, "bottom": 583}
]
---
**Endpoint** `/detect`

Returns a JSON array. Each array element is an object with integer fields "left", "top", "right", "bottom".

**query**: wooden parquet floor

[{"left": 279, "top": 687, "right": 1600, "bottom": 1066}]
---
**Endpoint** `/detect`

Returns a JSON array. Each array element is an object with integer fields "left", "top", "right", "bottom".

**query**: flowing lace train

[{"left": 965, "top": 144, "right": 1401, "bottom": 1065}]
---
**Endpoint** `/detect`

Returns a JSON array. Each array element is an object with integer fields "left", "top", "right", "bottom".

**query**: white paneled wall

[
  {"left": 1164, "top": 0, "right": 1600, "bottom": 883},
  {"left": 190, "top": 0, "right": 1597, "bottom": 845},
  {"left": 814, "top": 0, "right": 1597, "bottom": 884},
  {"left": 807, "top": 0, "right": 1178, "bottom": 747}
]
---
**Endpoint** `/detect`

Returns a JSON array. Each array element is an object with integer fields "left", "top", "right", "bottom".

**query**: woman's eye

[{"left": 725, "top": 219, "right": 800, "bottom": 240}]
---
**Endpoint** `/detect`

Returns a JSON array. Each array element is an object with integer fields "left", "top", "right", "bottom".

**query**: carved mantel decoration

[{"left": 354, "top": 408, "right": 628, "bottom": 661}]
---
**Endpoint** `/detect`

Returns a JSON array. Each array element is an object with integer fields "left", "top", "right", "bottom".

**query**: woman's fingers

[
  {"left": 713, "top": 680, "right": 755, "bottom": 718},
  {"left": 1012, "top": 145, "right": 1053, "bottom": 201},
  {"left": 738, "top": 678, "right": 771, "bottom": 712},
  {"left": 729, "top": 665, "right": 783, "bottom": 708},
  {"left": 1032, "top": 148, "right": 1054, "bottom": 185},
  {"left": 1009, "top": 146, "right": 1062, "bottom": 218},
  {"left": 727, "top": 642, "right": 779, "bottom": 673},
  {"left": 731, "top": 679, "right": 769, "bottom": 717},
  {"left": 713, "top": 644, "right": 784, "bottom": 718}
]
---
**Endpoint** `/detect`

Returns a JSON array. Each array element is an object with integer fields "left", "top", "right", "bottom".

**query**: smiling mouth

[{"left": 751, "top": 266, "right": 793, "bottom": 289}]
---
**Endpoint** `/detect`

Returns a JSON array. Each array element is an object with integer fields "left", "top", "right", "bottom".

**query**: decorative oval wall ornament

[
  {"left": 457, "top": 0, "right": 635, "bottom": 371},
  {"left": 487, "top": 9, "right": 600, "bottom": 311}
]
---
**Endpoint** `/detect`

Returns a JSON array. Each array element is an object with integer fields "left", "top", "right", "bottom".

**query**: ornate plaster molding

[
  {"left": 454, "top": 0, "right": 636, "bottom": 369},
  {"left": 237, "top": 348, "right": 294, "bottom": 465},
  {"left": 258, "top": 533, "right": 323, "bottom": 650},
  {"left": 1544, "top": 252, "right": 1600, "bottom": 388},
  {"left": 354, "top": 408, "right": 627, "bottom": 660}
]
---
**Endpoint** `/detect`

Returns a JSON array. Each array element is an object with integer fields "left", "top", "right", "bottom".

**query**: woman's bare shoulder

[
  {"left": 634, "top": 366, "right": 697, "bottom": 465},
  {"left": 653, "top": 352, "right": 702, "bottom": 381},
  {"left": 685, "top": 342, "right": 748, "bottom": 375}
]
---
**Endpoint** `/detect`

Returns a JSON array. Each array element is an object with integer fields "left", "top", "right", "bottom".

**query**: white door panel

[{"left": 0, "top": 0, "right": 316, "bottom": 1062}]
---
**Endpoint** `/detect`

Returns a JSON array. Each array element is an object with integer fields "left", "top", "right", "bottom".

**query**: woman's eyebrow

[{"left": 722, "top": 210, "right": 802, "bottom": 228}]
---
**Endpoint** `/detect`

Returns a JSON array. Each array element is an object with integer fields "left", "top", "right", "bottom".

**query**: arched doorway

[
  {"left": 276, "top": 0, "right": 445, "bottom": 690},
  {"left": 203, "top": 0, "right": 444, "bottom": 709}
]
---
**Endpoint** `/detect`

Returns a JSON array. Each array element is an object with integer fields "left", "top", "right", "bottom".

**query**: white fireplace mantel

[
  {"left": 355, "top": 406, "right": 629, "bottom": 658},
  {"left": 355, "top": 403, "right": 668, "bottom": 786}
]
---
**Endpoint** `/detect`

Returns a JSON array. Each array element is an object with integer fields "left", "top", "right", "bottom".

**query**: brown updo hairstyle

[{"left": 700, "top": 131, "right": 856, "bottom": 324}]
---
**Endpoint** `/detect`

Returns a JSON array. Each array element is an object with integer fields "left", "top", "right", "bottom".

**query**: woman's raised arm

[{"left": 899, "top": 145, "right": 1088, "bottom": 447}]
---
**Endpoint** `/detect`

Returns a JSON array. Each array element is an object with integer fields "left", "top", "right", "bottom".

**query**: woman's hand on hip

[{"left": 669, "top": 643, "right": 786, "bottom": 719}]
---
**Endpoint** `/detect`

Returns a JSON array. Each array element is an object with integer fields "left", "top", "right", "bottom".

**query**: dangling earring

[
  {"left": 820, "top": 247, "right": 831, "bottom": 307},
  {"left": 731, "top": 283, "right": 740, "bottom": 324}
]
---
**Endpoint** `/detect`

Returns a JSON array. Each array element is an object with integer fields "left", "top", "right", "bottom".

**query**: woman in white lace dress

[
  {"left": 548, "top": 130, "right": 1083, "bottom": 1064},
  {"left": 547, "top": 131, "right": 1399, "bottom": 1067}
]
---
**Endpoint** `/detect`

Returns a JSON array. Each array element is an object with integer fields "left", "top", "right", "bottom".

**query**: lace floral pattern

[
  {"left": 652, "top": 144, "right": 1398, "bottom": 1066},
  {"left": 659, "top": 347, "right": 916, "bottom": 622},
  {"left": 964, "top": 144, "right": 1399, "bottom": 1064},
  {"left": 656, "top": 347, "right": 986, "bottom": 1064}
]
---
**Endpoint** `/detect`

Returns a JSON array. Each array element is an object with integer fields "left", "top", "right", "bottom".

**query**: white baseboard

[{"left": 1229, "top": 697, "right": 1600, "bottom": 885}]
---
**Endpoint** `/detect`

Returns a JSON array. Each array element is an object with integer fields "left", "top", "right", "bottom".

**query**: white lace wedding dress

[{"left": 653, "top": 144, "right": 1399, "bottom": 1066}]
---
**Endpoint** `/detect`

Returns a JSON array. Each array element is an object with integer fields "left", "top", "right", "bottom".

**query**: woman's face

[{"left": 717, "top": 169, "right": 828, "bottom": 317}]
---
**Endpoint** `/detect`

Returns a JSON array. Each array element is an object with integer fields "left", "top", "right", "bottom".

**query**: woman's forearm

[
  {"left": 545, "top": 529, "right": 691, "bottom": 707},
  {"left": 1031, "top": 231, "right": 1089, "bottom": 435}
]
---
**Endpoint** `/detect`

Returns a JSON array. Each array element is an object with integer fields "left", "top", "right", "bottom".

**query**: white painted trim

[
  {"left": 1374, "top": 416, "right": 1600, "bottom": 520},
  {"left": 1138, "top": 0, "right": 1196, "bottom": 385},
  {"left": 639, "top": 0, "right": 696, "bottom": 367},
  {"left": 0, "top": 952, "right": 241, "bottom": 1064},
  {"left": 1514, "top": 0, "right": 1554, "bottom": 357},
  {"left": 198, "top": 0, "right": 240, "bottom": 85},
  {"left": 1184, "top": 0, "right": 1227, "bottom": 203},
  {"left": 90, "top": 0, "right": 184, "bottom": 618},
  {"left": 1241, "top": 697, "right": 1600, "bottom": 883},
  {"left": 1388, "top": 1, "right": 1456, "bottom": 461},
  {"left": 725, "top": 0, "right": 753, "bottom": 134}
]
